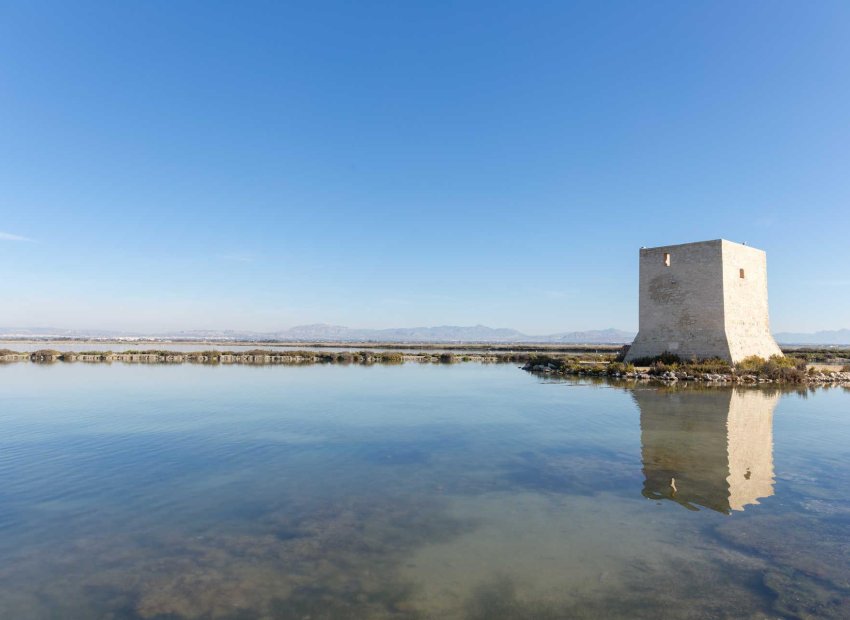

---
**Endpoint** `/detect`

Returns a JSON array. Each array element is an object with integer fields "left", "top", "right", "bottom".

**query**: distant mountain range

[
  {"left": 0, "top": 324, "right": 637, "bottom": 344},
  {"left": 2, "top": 324, "right": 848, "bottom": 345},
  {"left": 277, "top": 324, "right": 538, "bottom": 342},
  {"left": 773, "top": 329, "right": 850, "bottom": 345}
]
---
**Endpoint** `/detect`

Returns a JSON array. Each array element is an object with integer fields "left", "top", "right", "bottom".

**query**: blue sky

[{"left": 1, "top": 1, "right": 848, "bottom": 334}]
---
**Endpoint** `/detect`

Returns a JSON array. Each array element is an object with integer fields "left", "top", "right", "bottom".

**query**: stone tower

[{"left": 624, "top": 239, "right": 782, "bottom": 363}]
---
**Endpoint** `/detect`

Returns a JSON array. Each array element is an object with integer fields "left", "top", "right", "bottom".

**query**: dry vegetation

[{"left": 523, "top": 350, "right": 850, "bottom": 385}]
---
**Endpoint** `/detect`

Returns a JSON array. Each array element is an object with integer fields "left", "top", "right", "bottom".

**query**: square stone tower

[{"left": 624, "top": 239, "right": 782, "bottom": 363}]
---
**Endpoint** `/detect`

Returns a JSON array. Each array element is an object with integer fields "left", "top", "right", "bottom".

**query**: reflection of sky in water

[{"left": 0, "top": 364, "right": 848, "bottom": 619}]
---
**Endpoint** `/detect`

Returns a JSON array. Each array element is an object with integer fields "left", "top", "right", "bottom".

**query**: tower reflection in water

[{"left": 634, "top": 388, "right": 777, "bottom": 514}]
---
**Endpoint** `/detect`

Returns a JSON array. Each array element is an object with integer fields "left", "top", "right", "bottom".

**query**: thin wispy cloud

[{"left": 0, "top": 231, "right": 32, "bottom": 242}]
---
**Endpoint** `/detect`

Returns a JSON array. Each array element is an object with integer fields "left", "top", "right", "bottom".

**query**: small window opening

[
  {"left": 663, "top": 252, "right": 671, "bottom": 267},
  {"left": 739, "top": 268, "right": 745, "bottom": 279}
]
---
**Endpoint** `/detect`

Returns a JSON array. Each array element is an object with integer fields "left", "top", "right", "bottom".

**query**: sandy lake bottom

[{"left": 0, "top": 363, "right": 848, "bottom": 619}]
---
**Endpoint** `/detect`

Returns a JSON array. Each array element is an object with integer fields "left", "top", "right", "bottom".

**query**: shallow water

[
  {"left": 0, "top": 341, "right": 546, "bottom": 354},
  {"left": 0, "top": 363, "right": 848, "bottom": 619}
]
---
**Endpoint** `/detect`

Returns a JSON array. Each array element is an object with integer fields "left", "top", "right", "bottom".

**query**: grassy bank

[{"left": 523, "top": 351, "right": 850, "bottom": 385}]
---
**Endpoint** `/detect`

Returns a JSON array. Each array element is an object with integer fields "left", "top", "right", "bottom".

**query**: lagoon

[{"left": 0, "top": 363, "right": 848, "bottom": 618}]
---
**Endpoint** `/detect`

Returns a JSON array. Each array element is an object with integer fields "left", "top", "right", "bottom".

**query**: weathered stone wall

[
  {"left": 721, "top": 240, "right": 783, "bottom": 361},
  {"left": 626, "top": 240, "right": 730, "bottom": 361},
  {"left": 625, "top": 239, "right": 782, "bottom": 363}
]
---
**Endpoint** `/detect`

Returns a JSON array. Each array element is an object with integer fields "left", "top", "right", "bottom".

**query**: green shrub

[
  {"left": 736, "top": 355, "right": 767, "bottom": 373},
  {"left": 648, "top": 356, "right": 686, "bottom": 374},
  {"left": 767, "top": 354, "right": 803, "bottom": 369},
  {"left": 606, "top": 361, "right": 634, "bottom": 375},
  {"left": 656, "top": 351, "right": 681, "bottom": 365},
  {"left": 629, "top": 351, "right": 682, "bottom": 367},
  {"left": 734, "top": 355, "right": 806, "bottom": 382},
  {"left": 686, "top": 358, "right": 732, "bottom": 374},
  {"left": 526, "top": 354, "right": 557, "bottom": 367},
  {"left": 762, "top": 359, "right": 805, "bottom": 382},
  {"left": 31, "top": 349, "right": 61, "bottom": 357}
]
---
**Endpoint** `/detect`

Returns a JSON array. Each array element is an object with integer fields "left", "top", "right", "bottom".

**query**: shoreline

[
  {"left": 2, "top": 347, "right": 848, "bottom": 386},
  {"left": 522, "top": 359, "right": 850, "bottom": 386},
  {"left": 0, "top": 348, "right": 532, "bottom": 366},
  {"left": 525, "top": 365, "right": 850, "bottom": 386}
]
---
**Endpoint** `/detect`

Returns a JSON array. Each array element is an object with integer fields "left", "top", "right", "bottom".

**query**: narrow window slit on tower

[
  {"left": 663, "top": 253, "right": 671, "bottom": 267},
  {"left": 739, "top": 268, "right": 745, "bottom": 279}
]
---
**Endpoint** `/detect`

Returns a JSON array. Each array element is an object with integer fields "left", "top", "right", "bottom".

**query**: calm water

[
  {"left": 0, "top": 341, "right": 546, "bottom": 354},
  {"left": 0, "top": 363, "right": 848, "bottom": 619}
]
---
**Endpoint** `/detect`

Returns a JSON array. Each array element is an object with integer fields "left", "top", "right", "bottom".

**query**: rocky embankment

[
  {"left": 522, "top": 361, "right": 850, "bottom": 385},
  {"left": 624, "top": 369, "right": 850, "bottom": 385}
]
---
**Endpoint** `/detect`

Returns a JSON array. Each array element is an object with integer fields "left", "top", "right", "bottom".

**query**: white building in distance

[{"left": 624, "top": 239, "right": 783, "bottom": 364}]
